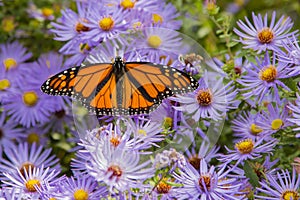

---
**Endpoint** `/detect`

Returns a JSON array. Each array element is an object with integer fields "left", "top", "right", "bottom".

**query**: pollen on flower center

[
  {"left": 152, "top": 14, "right": 163, "bottom": 24},
  {"left": 110, "top": 137, "right": 120, "bottom": 147},
  {"left": 196, "top": 89, "right": 212, "bottom": 106},
  {"left": 41, "top": 8, "right": 54, "bottom": 17},
  {"left": 258, "top": 28, "right": 274, "bottom": 44},
  {"left": 22, "top": 91, "right": 39, "bottom": 107},
  {"left": 3, "top": 58, "right": 17, "bottom": 70},
  {"left": 281, "top": 190, "right": 299, "bottom": 200},
  {"left": 147, "top": 35, "right": 162, "bottom": 48},
  {"left": 188, "top": 156, "right": 201, "bottom": 170},
  {"left": 73, "top": 188, "right": 89, "bottom": 200},
  {"left": 250, "top": 123, "right": 263, "bottom": 135},
  {"left": 259, "top": 65, "right": 277, "bottom": 82},
  {"left": 198, "top": 175, "right": 211, "bottom": 190},
  {"left": 138, "top": 129, "right": 147, "bottom": 136},
  {"left": 120, "top": 0, "right": 135, "bottom": 9},
  {"left": 235, "top": 139, "right": 254, "bottom": 154},
  {"left": 163, "top": 117, "right": 173, "bottom": 129},
  {"left": 99, "top": 17, "right": 114, "bottom": 31},
  {"left": 157, "top": 180, "right": 172, "bottom": 194},
  {"left": 75, "top": 22, "right": 90, "bottom": 33},
  {"left": 27, "top": 132, "right": 40, "bottom": 144},
  {"left": 107, "top": 165, "right": 122, "bottom": 179},
  {"left": 20, "top": 162, "right": 35, "bottom": 177},
  {"left": 25, "top": 179, "right": 41, "bottom": 192},
  {"left": 271, "top": 118, "right": 283, "bottom": 130},
  {"left": 0, "top": 79, "right": 11, "bottom": 90}
]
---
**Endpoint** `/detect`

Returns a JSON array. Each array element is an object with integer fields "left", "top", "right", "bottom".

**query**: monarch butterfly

[{"left": 41, "top": 56, "right": 198, "bottom": 116}]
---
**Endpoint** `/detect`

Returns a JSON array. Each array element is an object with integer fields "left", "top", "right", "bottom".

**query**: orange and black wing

[
  {"left": 123, "top": 62, "right": 199, "bottom": 115},
  {"left": 41, "top": 63, "right": 119, "bottom": 115}
]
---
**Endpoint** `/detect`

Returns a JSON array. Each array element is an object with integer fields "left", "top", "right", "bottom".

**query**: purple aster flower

[
  {"left": 86, "top": 141, "right": 155, "bottom": 193},
  {"left": 51, "top": 1, "right": 91, "bottom": 51},
  {"left": 1, "top": 165, "right": 60, "bottom": 199},
  {"left": 277, "top": 35, "right": 300, "bottom": 75},
  {"left": 0, "top": 41, "right": 32, "bottom": 77},
  {"left": 256, "top": 102, "right": 292, "bottom": 135},
  {"left": 3, "top": 87, "right": 56, "bottom": 127},
  {"left": 125, "top": 117, "right": 164, "bottom": 150},
  {"left": 63, "top": 41, "right": 94, "bottom": 67},
  {"left": 22, "top": 126, "right": 49, "bottom": 146},
  {"left": 238, "top": 52, "right": 294, "bottom": 104},
  {"left": 132, "top": 27, "right": 184, "bottom": 59},
  {"left": 172, "top": 160, "right": 245, "bottom": 199},
  {"left": 0, "top": 142, "right": 60, "bottom": 176},
  {"left": 150, "top": 2, "right": 182, "bottom": 30},
  {"left": 287, "top": 93, "right": 300, "bottom": 136},
  {"left": 234, "top": 11, "right": 298, "bottom": 53},
  {"left": 0, "top": 66, "right": 20, "bottom": 102},
  {"left": 219, "top": 137, "right": 277, "bottom": 165},
  {"left": 81, "top": 6, "right": 129, "bottom": 43},
  {"left": 51, "top": 174, "right": 107, "bottom": 199},
  {"left": 185, "top": 141, "right": 220, "bottom": 170},
  {"left": 0, "top": 111, "right": 24, "bottom": 154},
  {"left": 255, "top": 168, "right": 300, "bottom": 200},
  {"left": 169, "top": 71, "right": 238, "bottom": 121},
  {"left": 27, "top": 2, "right": 55, "bottom": 21},
  {"left": 232, "top": 111, "right": 270, "bottom": 141}
]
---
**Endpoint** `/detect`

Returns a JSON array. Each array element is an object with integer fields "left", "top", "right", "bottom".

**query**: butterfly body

[{"left": 41, "top": 57, "right": 198, "bottom": 116}]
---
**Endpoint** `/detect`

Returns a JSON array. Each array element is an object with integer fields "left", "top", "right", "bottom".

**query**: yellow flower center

[
  {"left": 250, "top": 124, "right": 263, "bottom": 135},
  {"left": 259, "top": 65, "right": 277, "bottom": 82},
  {"left": 99, "top": 17, "right": 114, "bottom": 31},
  {"left": 147, "top": 35, "right": 162, "bottom": 48},
  {"left": 196, "top": 89, "right": 212, "bottom": 106},
  {"left": 282, "top": 190, "right": 299, "bottom": 200},
  {"left": 120, "top": 0, "right": 135, "bottom": 9},
  {"left": 163, "top": 117, "right": 173, "bottom": 129},
  {"left": 25, "top": 179, "right": 41, "bottom": 192},
  {"left": 132, "top": 21, "right": 142, "bottom": 29},
  {"left": 110, "top": 137, "right": 120, "bottom": 147},
  {"left": 271, "top": 118, "right": 283, "bottom": 130},
  {"left": 258, "top": 28, "right": 274, "bottom": 44},
  {"left": 41, "top": 8, "right": 54, "bottom": 17},
  {"left": 152, "top": 14, "right": 163, "bottom": 24},
  {"left": 22, "top": 91, "right": 39, "bottom": 107},
  {"left": 2, "top": 17, "right": 15, "bottom": 32},
  {"left": 0, "top": 79, "right": 11, "bottom": 91},
  {"left": 107, "top": 165, "right": 122, "bottom": 179},
  {"left": 235, "top": 138, "right": 254, "bottom": 154},
  {"left": 157, "top": 179, "right": 172, "bottom": 194},
  {"left": 20, "top": 162, "right": 35, "bottom": 177},
  {"left": 73, "top": 189, "right": 89, "bottom": 200},
  {"left": 27, "top": 133, "right": 40, "bottom": 144},
  {"left": 3, "top": 58, "right": 17, "bottom": 70},
  {"left": 138, "top": 129, "right": 147, "bottom": 136},
  {"left": 198, "top": 175, "right": 211, "bottom": 190}
]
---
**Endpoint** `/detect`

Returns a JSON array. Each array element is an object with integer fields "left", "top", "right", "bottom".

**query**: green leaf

[
  {"left": 243, "top": 161, "right": 260, "bottom": 188},
  {"left": 280, "top": 78, "right": 298, "bottom": 92}
]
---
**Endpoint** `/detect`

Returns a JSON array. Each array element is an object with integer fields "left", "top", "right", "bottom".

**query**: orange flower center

[
  {"left": 196, "top": 89, "right": 212, "bottom": 106},
  {"left": 107, "top": 165, "right": 122, "bottom": 179},
  {"left": 198, "top": 175, "right": 211, "bottom": 190},
  {"left": 25, "top": 179, "right": 41, "bottom": 192},
  {"left": 257, "top": 28, "right": 274, "bottom": 44}
]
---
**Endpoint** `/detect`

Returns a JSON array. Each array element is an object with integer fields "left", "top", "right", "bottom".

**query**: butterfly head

[{"left": 113, "top": 56, "right": 125, "bottom": 74}]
